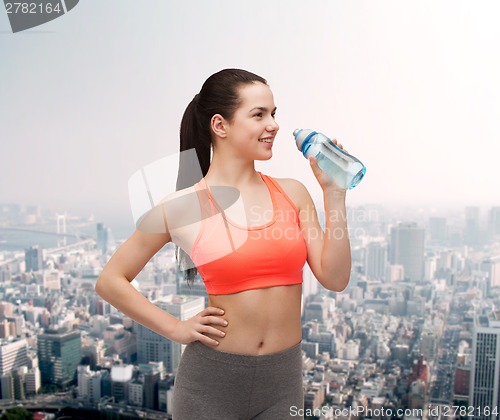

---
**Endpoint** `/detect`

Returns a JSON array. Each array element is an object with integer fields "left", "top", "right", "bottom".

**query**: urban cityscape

[{"left": 0, "top": 201, "right": 499, "bottom": 419}]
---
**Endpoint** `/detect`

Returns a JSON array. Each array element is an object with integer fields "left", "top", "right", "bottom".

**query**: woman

[{"left": 95, "top": 68, "right": 352, "bottom": 419}]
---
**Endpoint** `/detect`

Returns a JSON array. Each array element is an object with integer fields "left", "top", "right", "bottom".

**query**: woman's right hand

[{"left": 170, "top": 307, "right": 228, "bottom": 346}]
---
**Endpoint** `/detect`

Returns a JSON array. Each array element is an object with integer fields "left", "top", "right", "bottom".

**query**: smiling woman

[{"left": 95, "top": 68, "right": 352, "bottom": 419}]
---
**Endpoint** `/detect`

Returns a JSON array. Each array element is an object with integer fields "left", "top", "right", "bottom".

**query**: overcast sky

[{"left": 1, "top": 0, "right": 499, "bottom": 232}]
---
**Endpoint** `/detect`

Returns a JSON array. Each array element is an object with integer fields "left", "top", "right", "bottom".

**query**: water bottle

[{"left": 293, "top": 129, "right": 366, "bottom": 190}]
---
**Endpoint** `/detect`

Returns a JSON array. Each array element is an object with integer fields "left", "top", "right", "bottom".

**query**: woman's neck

[{"left": 204, "top": 153, "right": 261, "bottom": 188}]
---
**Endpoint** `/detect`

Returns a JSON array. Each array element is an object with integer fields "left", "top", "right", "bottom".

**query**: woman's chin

[{"left": 256, "top": 153, "right": 273, "bottom": 161}]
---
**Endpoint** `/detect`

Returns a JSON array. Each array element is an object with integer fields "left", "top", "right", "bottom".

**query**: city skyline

[{"left": 1, "top": 197, "right": 500, "bottom": 416}]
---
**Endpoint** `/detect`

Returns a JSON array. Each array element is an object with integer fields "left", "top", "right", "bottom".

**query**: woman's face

[{"left": 223, "top": 82, "right": 280, "bottom": 160}]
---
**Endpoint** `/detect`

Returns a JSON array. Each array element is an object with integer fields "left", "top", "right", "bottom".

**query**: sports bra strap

[
  {"left": 194, "top": 181, "right": 216, "bottom": 220},
  {"left": 194, "top": 180, "right": 237, "bottom": 252},
  {"left": 262, "top": 174, "right": 300, "bottom": 217}
]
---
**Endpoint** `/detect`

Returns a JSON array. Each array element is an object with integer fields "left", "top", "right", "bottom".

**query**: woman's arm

[
  {"left": 296, "top": 182, "right": 351, "bottom": 291},
  {"left": 279, "top": 154, "right": 352, "bottom": 291},
  {"left": 95, "top": 197, "right": 229, "bottom": 346},
  {"left": 94, "top": 228, "right": 181, "bottom": 340}
]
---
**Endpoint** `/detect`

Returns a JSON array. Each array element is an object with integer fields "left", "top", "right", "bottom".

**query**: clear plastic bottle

[{"left": 293, "top": 129, "right": 366, "bottom": 190}]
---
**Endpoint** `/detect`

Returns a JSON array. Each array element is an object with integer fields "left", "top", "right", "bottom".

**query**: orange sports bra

[{"left": 190, "top": 172, "right": 308, "bottom": 295}]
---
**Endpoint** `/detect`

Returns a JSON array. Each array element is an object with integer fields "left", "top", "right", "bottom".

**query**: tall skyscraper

[
  {"left": 24, "top": 245, "right": 43, "bottom": 272},
  {"left": 365, "top": 242, "right": 387, "bottom": 280},
  {"left": 465, "top": 206, "right": 481, "bottom": 247},
  {"left": 0, "top": 339, "right": 28, "bottom": 376},
  {"left": 96, "top": 223, "right": 115, "bottom": 254},
  {"left": 37, "top": 330, "right": 82, "bottom": 388},
  {"left": 389, "top": 223, "right": 425, "bottom": 281},
  {"left": 480, "top": 258, "right": 500, "bottom": 290},
  {"left": 136, "top": 295, "right": 204, "bottom": 374},
  {"left": 488, "top": 207, "right": 500, "bottom": 238},
  {"left": 470, "top": 310, "right": 500, "bottom": 417}
]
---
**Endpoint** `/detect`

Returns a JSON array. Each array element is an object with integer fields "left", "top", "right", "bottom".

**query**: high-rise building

[
  {"left": 454, "top": 351, "right": 471, "bottom": 404},
  {"left": 470, "top": 311, "right": 500, "bottom": 417},
  {"left": 25, "top": 245, "right": 43, "bottom": 272},
  {"left": 78, "top": 365, "right": 103, "bottom": 402},
  {"left": 111, "top": 364, "right": 133, "bottom": 403},
  {"left": 465, "top": 206, "right": 481, "bottom": 247},
  {"left": 365, "top": 242, "right": 387, "bottom": 280},
  {"left": 0, "top": 320, "right": 10, "bottom": 339},
  {"left": 24, "top": 367, "right": 41, "bottom": 395},
  {"left": 488, "top": 207, "right": 500, "bottom": 238},
  {"left": 480, "top": 258, "right": 500, "bottom": 290},
  {"left": 0, "top": 339, "right": 28, "bottom": 376},
  {"left": 140, "top": 362, "right": 163, "bottom": 410},
  {"left": 136, "top": 295, "right": 204, "bottom": 374},
  {"left": 37, "top": 330, "right": 82, "bottom": 388},
  {"left": 128, "top": 381, "right": 143, "bottom": 407},
  {"left": 420, "top": 330, "right": 437, "bottom": 363},
  {"left": 96, "top": 223, "right": 115, "bottom": 254},
  {"left": 12, "top": 367, "right": 26, "bottom": 400},
  {"left": 424, "top": 254, "right": 437, "bottom": 281},
  {"left": 389, "top": 223, "right": 425, "bottom": 281},
  {"left": 0, "top": 374, "right": 14, "bottom": 400}
]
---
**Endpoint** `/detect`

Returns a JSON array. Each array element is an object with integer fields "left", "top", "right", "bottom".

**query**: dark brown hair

[{"left": 175, "top": 69, "right": 268, "bottom": 287}]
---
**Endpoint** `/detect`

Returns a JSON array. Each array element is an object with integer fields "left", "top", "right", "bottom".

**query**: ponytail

[
  {"left": 174, "top": 95, "right": 211, "bottom": 287},
  {"left": 176, "top": 94, "right": 211, "bottom": 191}
]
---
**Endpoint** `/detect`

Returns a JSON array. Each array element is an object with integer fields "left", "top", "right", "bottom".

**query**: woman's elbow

[
  {"left": 95, "top": 274, "right": 107, "bottom": 298},
  {"left": 333, "top": 276, "right": 350, "bottom": 292},
  {"left": 320, "top": 273, "right": 350, "bottom": 293}
]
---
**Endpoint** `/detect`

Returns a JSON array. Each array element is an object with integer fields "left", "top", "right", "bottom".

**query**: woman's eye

[
  {"left": 254, "top": 113, "right": 263, "bottom": 118},
  {"left": 271, "top": 113, "right": 276, "bottom": 119}
]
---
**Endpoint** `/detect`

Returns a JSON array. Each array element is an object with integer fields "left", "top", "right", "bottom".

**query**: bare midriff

[{"left": 203, "top": 283, "right": 303, "bottom": 355}]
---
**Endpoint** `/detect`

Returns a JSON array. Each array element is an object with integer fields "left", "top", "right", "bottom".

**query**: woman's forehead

[{"left": 237, "top": 83, "right": 275, "bottom": 108}]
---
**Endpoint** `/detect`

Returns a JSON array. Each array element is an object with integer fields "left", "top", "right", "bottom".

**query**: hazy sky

[{"left": 1, "top": 0, "right": 499, "bottom": 231}]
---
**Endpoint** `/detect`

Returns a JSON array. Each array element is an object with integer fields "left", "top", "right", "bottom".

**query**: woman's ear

[{"left": 211, "top": 114, "right": 228, "bottom": 139}]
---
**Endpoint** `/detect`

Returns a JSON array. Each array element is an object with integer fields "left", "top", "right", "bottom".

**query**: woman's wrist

[
  {"left": 162, "top": 313, "right": 182, "bottom": 341},
  {"left": 323, "top": 186, "right": 347, "bottom": 197}
]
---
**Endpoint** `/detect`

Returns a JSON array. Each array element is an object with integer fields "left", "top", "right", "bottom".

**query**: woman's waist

[
  {"left": 201, "top": 318, "right": 302, "bottom": 355},
  {"left": 204, "top": 284, "right": 302, "bottom": 355},
  {"left": 190, "top": 337, "right": 303, "bottom": 364}
]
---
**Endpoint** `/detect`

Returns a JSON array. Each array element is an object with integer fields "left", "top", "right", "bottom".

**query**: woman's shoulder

[
  {"left": 158, "top": 184, "right": 199, "bottom": 208},
  {"left": 263, "top": 174, "right": 310, "bottom": 210},
  {"left": 264, "top": 174, "right": 307, "bottom": 193},
  {"left": 156, "top": 184, "right": 201, "bottom": 230}
]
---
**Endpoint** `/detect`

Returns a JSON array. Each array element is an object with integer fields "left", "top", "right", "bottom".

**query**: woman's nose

[{"left": 267, "top": 119, "right": 279, "bottom": 132}]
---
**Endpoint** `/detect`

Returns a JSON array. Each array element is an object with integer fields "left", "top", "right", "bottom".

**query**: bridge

[{"left": 0, "top": 227, "right": 92, "bottom": 240}]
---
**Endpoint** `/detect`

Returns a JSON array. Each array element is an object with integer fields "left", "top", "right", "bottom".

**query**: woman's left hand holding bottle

[{"left": 308, "top": 138, "right": 347, "bottom": 194}]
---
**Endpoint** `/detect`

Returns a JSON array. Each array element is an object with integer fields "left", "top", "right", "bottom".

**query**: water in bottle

[{"left": 293, "top": 129, "right": 366, "bottom": 189}]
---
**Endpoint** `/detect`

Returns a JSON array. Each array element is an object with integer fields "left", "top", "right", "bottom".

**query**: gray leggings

[{"left": 172, "top": 339, "right": 304, "bottom": 420}]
